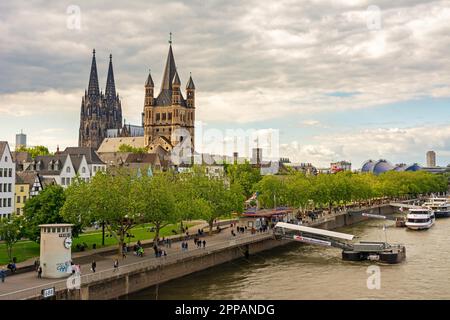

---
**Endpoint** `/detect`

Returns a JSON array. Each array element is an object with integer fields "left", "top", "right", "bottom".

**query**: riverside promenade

[
  {"left": 0, "top": 203, "right": 395, "bottom": 300},
  {"left": 0, "top": 221, "right": 272, "bottom": 300}
]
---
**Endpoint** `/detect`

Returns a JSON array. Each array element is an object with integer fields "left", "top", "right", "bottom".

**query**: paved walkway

[{"left": 0, "top": 222, "right": 264, "bottom": 299}]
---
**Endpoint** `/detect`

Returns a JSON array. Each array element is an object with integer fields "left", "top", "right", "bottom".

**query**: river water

[{"left": 126, "top": 217, "right": 450, "bottom": 300}]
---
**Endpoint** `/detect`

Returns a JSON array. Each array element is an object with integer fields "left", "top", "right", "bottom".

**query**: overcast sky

[{"left": 1, "top": 0, "right": 450, "bottom": 168}]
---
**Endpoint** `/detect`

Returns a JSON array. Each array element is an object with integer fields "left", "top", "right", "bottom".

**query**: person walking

[
  {"left": 91, "top": 260, "right": 97, "bottom": 273},
  {"left": 202, "top": 240, "right": 206, "bottom": 248},
  {"left": 113, "top": 259, "right": 119, "bottom": 271},
  {"left": 37, "top": 266, "right": 42, "bottom": 279},
  {"left": 0, "top": 268, "right": 6, "bottom": 283}
]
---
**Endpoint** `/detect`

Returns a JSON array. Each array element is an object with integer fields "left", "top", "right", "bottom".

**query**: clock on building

[{"left": 63, "top": 237, "right": 72, "bottom": 249}]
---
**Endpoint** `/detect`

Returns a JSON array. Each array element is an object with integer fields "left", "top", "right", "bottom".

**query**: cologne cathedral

[{"left": 78, "top": 50, "right": 122, "bottom": 149}]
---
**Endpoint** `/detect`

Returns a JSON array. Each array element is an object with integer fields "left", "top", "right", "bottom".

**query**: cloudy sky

[{"left": 1, "top": 0, "right": 450, "bottom": 168}]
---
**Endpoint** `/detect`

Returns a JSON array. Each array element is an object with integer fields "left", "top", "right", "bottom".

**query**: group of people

[
  {"left": 193, "top": 238, "right": 206, "bottom": 248},
  {"left": 153, "top": 245, "right": 167, "bottom": 257},
  {"left": 133, "top": 241, "right": 144, "bottom": 257}
]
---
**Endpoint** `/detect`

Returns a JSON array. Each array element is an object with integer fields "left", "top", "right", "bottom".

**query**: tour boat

[
  {"left": 405, "top": 208, "right": 435, "bottom": 230},
  {"left": 422, "top": 197, "right": 450, "bottom": 218}
]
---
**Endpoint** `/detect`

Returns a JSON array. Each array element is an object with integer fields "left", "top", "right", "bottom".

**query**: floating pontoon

[{"left": 274, "top": 222, "right": 406, "bottom": 264}]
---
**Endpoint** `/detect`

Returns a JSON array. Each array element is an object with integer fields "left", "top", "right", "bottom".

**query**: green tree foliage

[
  {"left": 254, "top": 175, "right": 289, "bottom": 209},
  {"left": 118, "top": 144, "right": 148, "bottom": 154},
  {"left": 190, "top": 166, "right": 244, "bottom": 234},
  {"left": 0, "top": 215, "right": 24, "bottom": 261},
  {"left": 134, "top": 173, "right": 177, "bottom": 241},
  {"left": 62, "top": 169, "right": 143, "bottom": 256},
  {"left": 23, "top": 185, "right": 72, "bottom": 242},
  {"left": 225, "top": 162, "right": 262, "bottom": 198},
  {"left": 255, "top": 171, "right": 447, "bottom": 213},
  {"left": 16, "top": 145, "right": 52, "bottom": 158}
]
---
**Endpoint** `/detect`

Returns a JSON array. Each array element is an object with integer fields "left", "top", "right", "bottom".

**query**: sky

[{"left": 1, "top": 0, "right": 450, "bottom": 168}]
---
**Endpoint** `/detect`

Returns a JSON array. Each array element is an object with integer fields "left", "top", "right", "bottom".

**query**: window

[
  {"left": 23, "top": 196, "right": 27, "bottom": 202},
  {"left": 20, "top": 186, "right": 24, "bottom": 192},
  {"left": 162, "top": 113, "right": 166, "bottom": 121},
  {"left": 8, "top": 198, "right": 11, "bottom": 207},
  {"left": 0, "top": 169, "right": 2, "bottom": 177},
  {"left": 156, "top": 113, "right": 160, "bottom": 121},
  {"left": 16, "top": 208, "right": 20, "bottom": 215},
  {"left": 93, "top": 166, "right": 97, "bottom": 172},
  {"left": 3, "top": 184, "right": 6, "bottom": 192},
  {"left": 17, "top": 196, "right": 20, "bottom": 203},
  {"left": 5, "top": 156, "right": 7, "bottom": 162},
  {"left": 66, "top": 167, "right": 71, "bottom": 173},
  {"left": 3, "top": 199, "right": 6, "bottom": 207},
  {"left": 82, "top": 167, "right": 86, "bottom": 174},
  {"left": 168, "top": 112, "right": 172, "bottom": 120},
  {"left": 8, "top": 168, "right": 12, "bottom": 177},
  {"left": 8, "top": 184, "right": 11, "bottom": 192},
  {"left": 61, "top": 177, "right": 65, "bottom": 185}
]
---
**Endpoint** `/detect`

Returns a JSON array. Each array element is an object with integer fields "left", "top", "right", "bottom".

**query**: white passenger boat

[
  {"left": 422, "top": 197, "right": 450, "bottom": 218},
  {"left": 405, "top": 208, "right": 435, "bottom": 230}
]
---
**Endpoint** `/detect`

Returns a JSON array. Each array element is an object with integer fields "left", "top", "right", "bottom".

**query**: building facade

[
  {"left": 426, "top": 151, "right": 436, "bottom": 167},
  {"left": 79, "top": 50, "right": 122, "bottom": 150},
  {"left": 0, "top": 142, "right": 15, "bottom": 218},
  {"left": 143, "top": 41, "right": 196, "bottom": 156}
]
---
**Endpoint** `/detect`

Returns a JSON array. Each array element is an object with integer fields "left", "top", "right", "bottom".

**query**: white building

[
  {"left": 30, "top": 154, "right": 91, "bottom": 188},
  {"left": 0, "top": 142, "right": 15, "bottom": 218}
]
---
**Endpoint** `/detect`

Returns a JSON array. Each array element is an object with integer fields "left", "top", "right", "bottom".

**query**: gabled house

[{"left": 0, "top": 141, "right": 15, "bottom": 218}]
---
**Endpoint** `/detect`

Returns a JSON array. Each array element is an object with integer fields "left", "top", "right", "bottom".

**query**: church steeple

[
  {"left": 160, "top": 35, "right": 177, "bottom": 92},
  {"left": 105, "top": 54, "right": 116, "bottom": 99},
  {"left": 88, "top": 49, "right": 100, "bottom": 97}
]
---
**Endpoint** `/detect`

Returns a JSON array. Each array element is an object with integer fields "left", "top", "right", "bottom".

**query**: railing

[{"left": 0, "top": 232, "right": 273, "bottom": 300}]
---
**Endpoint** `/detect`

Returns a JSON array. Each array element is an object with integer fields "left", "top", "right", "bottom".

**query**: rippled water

[{"left": 126, "top": 218, "right": 450, "bottom": 300}]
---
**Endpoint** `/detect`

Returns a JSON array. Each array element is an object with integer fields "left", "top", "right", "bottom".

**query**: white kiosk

[{"left": 39, "top": 224, "right": 74, "bottom": 278}]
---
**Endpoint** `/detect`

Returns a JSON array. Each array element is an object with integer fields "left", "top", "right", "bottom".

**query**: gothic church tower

[
  {"left": 143, "top": 37, "right": 196, "bottom": 154},
  {"left": 79, "top": 50, "right": 122, "bottom": 149}
]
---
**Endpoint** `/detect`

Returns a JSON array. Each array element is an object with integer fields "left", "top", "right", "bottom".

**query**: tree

[
  {"left": 134, "top": 173, "right": 177, "bottom": 241},
  {"left": 226, "top": 162, "right": 262, "bottom": 198},
  {"left": 255, "top": 175, "right": 288, "bottom": 209},
  {"left": 191, "top": 168, "right": 244, "bottom": 234},
  {"left": 0, "top": 215, "right": 24, "bottom": 262},
  {"left": 16, "top": 145, "right": 52, "bottom": 158},
  {"left": 23, "top": 184, "right": 70, "bottom": 242},
  {"left": 62, "top": 169, "right": 142, "bottom": 256},
  {"left": 118, "top": 144, "right": 148, "bottom": 154}
]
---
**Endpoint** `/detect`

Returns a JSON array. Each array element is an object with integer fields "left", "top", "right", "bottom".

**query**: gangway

[
  {"left": 358, "top": 212, "right": 407, "bottom": 227},
  {"left": 274, "top": 222, "right": 406, "bottom": 264}
]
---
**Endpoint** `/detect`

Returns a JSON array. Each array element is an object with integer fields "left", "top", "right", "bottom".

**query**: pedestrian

[
  {"left": 0, "top": 268, "right": 5, "bottom": 283},
  {"left": 91, "top": 260, "right": 97, "bottom": 273},
  {"left": 37, "top": 266, "right": 42, "bottom": 279},
  {"left": 185, "top": 242, "right": 189, "bottom": 251},
  {"left": 34, "top": 259, "right": 39, "bottom": 272},
  {"left": 202, "top": 240, "right": 206, "bottom": 248},
  {"left": 113, "top": 259, "right": 119, "bottom": 271}
]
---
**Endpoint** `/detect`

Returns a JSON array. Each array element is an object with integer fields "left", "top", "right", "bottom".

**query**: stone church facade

[
  {"left": 78, "top": 50, "right": 122, "bottom": 150},
  {"left": 143, "top": 41, "right": 196, "bottom": 156}
]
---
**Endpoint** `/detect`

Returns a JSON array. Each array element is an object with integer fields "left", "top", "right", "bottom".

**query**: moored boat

[
  {"left": 405, "top": 208, "right": 435, "bottom": 230},
  {"left": 422, "top": 197, "right": 450, "bottom": 218}
]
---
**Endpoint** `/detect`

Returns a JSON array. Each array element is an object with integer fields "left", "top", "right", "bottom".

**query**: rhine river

[{"left": 126, "top": 217, "right": 450, "bottom": 300}]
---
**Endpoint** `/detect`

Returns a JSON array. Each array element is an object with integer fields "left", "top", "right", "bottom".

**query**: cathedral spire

[
  {"left": 160, "top": 37, "right": 177, "bottom": 92},
  {"left": 88, "top": 49, "right": 100, "bottom": 97},
  {"left": 105, "top": 54, "right": 116, "bottom": 99}
]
